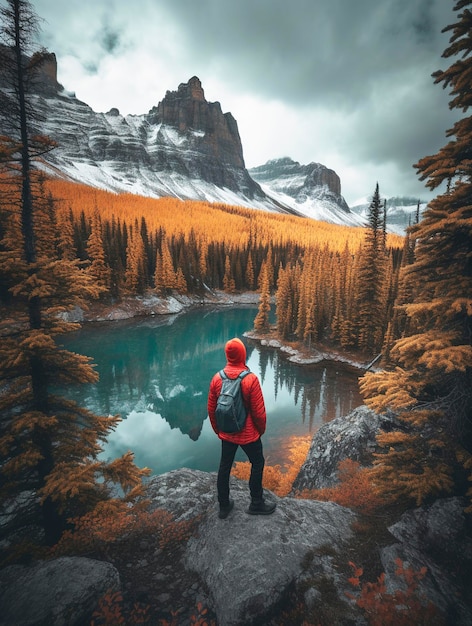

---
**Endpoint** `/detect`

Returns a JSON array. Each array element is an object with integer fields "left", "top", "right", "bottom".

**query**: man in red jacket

[{"left": 208, "top": 337, "right": 276, "bottom": 519}]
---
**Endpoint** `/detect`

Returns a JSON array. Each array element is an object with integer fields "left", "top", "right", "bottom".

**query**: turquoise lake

[{"left": 59, "top": 306, "right": 363, "bottom": 475}]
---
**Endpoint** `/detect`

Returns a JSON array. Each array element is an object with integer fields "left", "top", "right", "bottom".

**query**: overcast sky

[{"left": 23, "top": 1, "right": 459, "bottom": 205}]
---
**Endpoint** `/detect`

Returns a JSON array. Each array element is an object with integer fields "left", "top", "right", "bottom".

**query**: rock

[
  {"left": 249, "top": 157, "right": 352, "bottom": 216},
  {"left": 147, "top": 468, "right": 360, "bottom": 626},
  {"left": 379, "top": 497, "right": 472, "bottom": 625},
  {"left": 292, "top": 405, "right": 395, "bottom": 492},
  {"left": 0, "top": 51, "right": 356, "bottom": 223},
  {"left": 155, "top": 76, "right": 245, "bottom": 169},
  {"left": 292, "top": 405, "right": 472, "bottom": 624},
  {"left": 0, "top": 557, "right": 120, "bottom": 626}
]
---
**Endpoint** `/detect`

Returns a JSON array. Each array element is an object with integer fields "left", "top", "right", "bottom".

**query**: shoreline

[
  {"left": 245, "top": 330, "right": 376, "bottom": 373},
  {"left": 71, "top": 290, "right": 377, "bottom": 373},
  {"left": 66, "top": 290, "right": 261, "bottom": 323}
]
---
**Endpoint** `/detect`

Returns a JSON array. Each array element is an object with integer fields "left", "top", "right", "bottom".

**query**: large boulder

[
  {"left": 0, "top": 557, "right": 120, "bottom": 626},
  {"left": 291, "top": 405, "right": 472, "bottom": 624},
  {"left": 147, "top": 468, "right": 360, "bottom": 625},
  {"left": 292, "top": 405, "right": 395, "bottom": 492},
  {"left": 380, "top": 497, "right": 472, "bottom": 625}
]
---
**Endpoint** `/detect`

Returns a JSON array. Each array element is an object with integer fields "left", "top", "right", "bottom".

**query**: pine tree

[
  {"left": 57, "top": 207, "right": 76, "bottom": 261},
  {"left": 254, "top": 263, "right": 271, "bottom": 333},
  {"left": 86, "top": 209, "right": 111, "bottom": 295},
  {"left": 355, "top": 184, "right": 388, "bottom": 353},
  {"left": 245, "top": 253, "right": 255, "bottom": 290},
  {"left": 125, "top": 225, "right": 147, "bottom": 295},
  {"left": 223, "top": 254, "right": 235, "bottom": 292},
  {"left": 360, "top": 0, "right": 472, "bottom": 507},
  {"left": 0, "top": 0, "right": 149, "bottom": 547}
]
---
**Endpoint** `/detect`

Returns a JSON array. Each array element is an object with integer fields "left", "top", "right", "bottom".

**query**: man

[{"left": 208, "top": 337, "right": 276, "bottom": 519}]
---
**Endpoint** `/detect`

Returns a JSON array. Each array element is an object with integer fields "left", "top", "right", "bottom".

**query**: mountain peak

[{"left": 179, "top": 76, "right": 205, "bottom": 102}]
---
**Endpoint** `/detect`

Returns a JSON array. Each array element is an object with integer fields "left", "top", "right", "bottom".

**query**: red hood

[{"left": 225, "top": 338, "right": 247, "bottom": 367}]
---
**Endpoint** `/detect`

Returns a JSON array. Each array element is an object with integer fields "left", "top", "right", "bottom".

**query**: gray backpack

[{"left": 215, "top": 369, "right": 250, "bottom": 433}]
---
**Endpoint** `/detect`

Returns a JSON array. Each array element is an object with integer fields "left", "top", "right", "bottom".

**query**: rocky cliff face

[
  {"left": 0, "top": 49, "right": 363, "bottom": 224},
  {"left": 153, "top": 76, "right": 245, "bottom": 169},
  {"left": 0, "top": 59, "right": 268, "bottom": 207},
  {"left": 59, "top": 75, "right": 263, "bottom": 202},
  {"left": 249, "top": 157, "right": 360, "bottom": 225}
]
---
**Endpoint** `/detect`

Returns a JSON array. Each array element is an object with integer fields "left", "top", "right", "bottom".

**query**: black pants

[{"left": 217, "top": 438, "right": 265, "bottom": 506}]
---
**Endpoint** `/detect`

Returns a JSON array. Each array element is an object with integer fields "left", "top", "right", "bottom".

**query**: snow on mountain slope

[
  {"left": 0, "top": 56, "right": 364, "bottom": 227},
  {"left": 254, "top": 181, "right": 366, "bottom": 227},
  {"left": 249, "top": 158, "right": 366, "bottom": 227},
  {"left": 32, "top": 89, "right": 304, "bottom": 215},
  {"left": 350, "top": 197, "right": 425, "bottom": 235}
]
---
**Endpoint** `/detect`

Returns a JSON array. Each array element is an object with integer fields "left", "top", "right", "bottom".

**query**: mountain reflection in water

[{"left": 59, "top": 306, "right": 363, "bottom": 474}]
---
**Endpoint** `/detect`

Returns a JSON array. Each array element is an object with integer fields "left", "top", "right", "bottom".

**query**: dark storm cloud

[
  {"left": 157, "top": 0, "right": 454, "bottom": 107},
  {"left": 22, "top": 0, "right": 461, "bottom": 202},
  {"left": 100, "top": 23, "right": 122, "bottom": 55}
]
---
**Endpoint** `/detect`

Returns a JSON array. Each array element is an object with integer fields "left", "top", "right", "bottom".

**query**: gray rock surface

[
  {"left": 380, "top": 497, "right": 472, "bottom": 625},
  {"left": 0, "top": 557, "right": 120, "bottom": 626},
  {"left": 292, "top": 405, "right": 394, "bottom": 492},
  {"left": 2, "top": 409, "right": 471, "bottom": 625},
  {"left": 147, "top": 468, "right": 360, "bottom": 625},
  {"left": 250, "top": 156, "right": 350, "bottom": 211}
]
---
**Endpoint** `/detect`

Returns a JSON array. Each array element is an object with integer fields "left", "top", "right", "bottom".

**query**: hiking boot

[
  {"left": 247, "top": 499, "right": 276, "bottom": 515},
  {"left": 218, "top": 499, "right": 234, "bottom": 519}
]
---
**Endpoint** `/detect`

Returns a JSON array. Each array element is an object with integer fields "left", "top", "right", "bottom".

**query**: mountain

[
  {"left": 350, "top": 196, "right": 425, "bottom": 235},
  {"left": 249, "top": 157, "right": 365, "bottom": 227},
  {"left": 0, "top": 49, "right": 360, "bottom": 226}
]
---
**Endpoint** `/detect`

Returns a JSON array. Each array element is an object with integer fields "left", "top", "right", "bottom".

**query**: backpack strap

[{"left": 219, "top": 369, "right": 250, "bottom": 381}]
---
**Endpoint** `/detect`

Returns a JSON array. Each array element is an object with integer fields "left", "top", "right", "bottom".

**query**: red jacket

[{"left": 208, "top": 338, "right": 266, "bottom": 444}]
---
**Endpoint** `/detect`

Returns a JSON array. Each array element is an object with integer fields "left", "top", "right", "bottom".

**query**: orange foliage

[
  {"left": 346, "top": 559, "right": 444, "bottom": 625},
  {"left": 231, "top": 434, "right": 311, "bottom": 496},
  {"left": 46, "top": 178, "right": 402, "bottom": 254},
  {"left": 91, "top": 594, "right": 215, "bottom": 626},
  {"left": 298, "top": 459, "right": 384, "bottom": 515},
  {"left": 189, "top": 602, "right": 216, "bottom": 626},
  {"left": 91, "top": 590, "right": 150, "bottom": 626},
  {"left": 52, "top": 506, "right": 194, "bottom": 559}
]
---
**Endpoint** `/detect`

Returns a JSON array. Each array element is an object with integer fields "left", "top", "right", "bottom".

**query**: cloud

[{"left": 26, "top": 0, "right": 460, "bottom": 204}]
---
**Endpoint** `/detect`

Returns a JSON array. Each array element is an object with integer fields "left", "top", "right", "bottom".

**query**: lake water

[{"left": 59, "top": 306, "right": 363, "bottom": 475}]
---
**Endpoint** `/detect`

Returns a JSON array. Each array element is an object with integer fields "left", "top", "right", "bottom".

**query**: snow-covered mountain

[
  {"left": 249, "top": 157, "right": 365, "bottom": 228},
  {"left": 350, "top": 197, "right": 425, "bottom": 235},
  {"left": 0, "top": 50, "right": 364, "bottom": 227}
]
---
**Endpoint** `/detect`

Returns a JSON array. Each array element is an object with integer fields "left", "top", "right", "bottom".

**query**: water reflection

[{"left": 59, "top": 306, "right": 363, "bottom": 474}]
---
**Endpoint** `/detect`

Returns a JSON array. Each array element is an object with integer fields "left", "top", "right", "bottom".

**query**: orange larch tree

[
  {"left": 360, "top": 0, "right": 472, "bottom": 507},
  {"left": 0, "top": 0, "right": 149, "bottom": 548}
]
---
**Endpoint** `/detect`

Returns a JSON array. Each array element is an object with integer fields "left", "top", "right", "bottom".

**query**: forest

[{"left": 0, "top": 0, "right": 471, "bottom": 624}]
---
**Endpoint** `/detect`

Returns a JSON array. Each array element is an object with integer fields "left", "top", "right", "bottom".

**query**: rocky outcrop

[
  {"left": 382, "top": 498, "right": 472, "bottom": 624},
  {"left": 0, "top": 557, "right": 120, "bottom": 626},
  {"left": 146, "top": 468, "right": 360, "bottom": 625},
  {"left": 292, "top": 405, "right": 397, "bottom": 492},
  {"left": 153, "top": 76, "right": 245, "bottom": 169},
  {"left": 290, "top": 406, "right": 472, "bottom": 625},
  {"left": 1, "top": 405, "right": 471, "bottom": 625},
  {"left": 249, "top": 157, "right": 356, "bottom": 222}
]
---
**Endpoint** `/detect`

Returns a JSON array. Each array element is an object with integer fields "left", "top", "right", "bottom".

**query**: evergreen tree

[
  {"left": 125, "top": 225, "right": 147, "bottom": 295},
  {"left": 57, "top": 207, "right": 76, "bottom": 262},
  {"left": 360, "top": 0, "right": 472, "bottom": 507},
  {"left": 223, "top": 254, "right": 235, "bottom": 292},
  {"left": 355, "top": 183, "right": 388, "bottom": 353},
  {"left": 0, "top": 0, "right": 148, "bottom": 547},
  {"left": 254, "top": 263, "right": 271, "bottom": 333},
  {"left": 245, "top": 253, "right": 255, "bottom": 290},
  {"left": 86, "top": 209, "right": 111, "bottom": 295}
]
